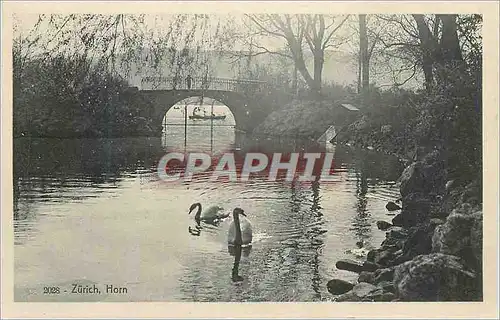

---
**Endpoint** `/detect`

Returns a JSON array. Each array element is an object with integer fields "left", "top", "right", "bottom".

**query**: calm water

[{"left": 13, "top": 104, "right": 404, "bottom": 302}]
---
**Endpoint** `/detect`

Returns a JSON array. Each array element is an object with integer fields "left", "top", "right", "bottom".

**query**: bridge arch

[
  {"left": 140, "top": 89, "right": 269, "bottom": 134},
  {"left": 162, "top": 96, "right": 236, "bottom": 127}
]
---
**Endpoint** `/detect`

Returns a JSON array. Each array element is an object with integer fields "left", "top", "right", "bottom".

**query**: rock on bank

[{"left": 327, "top": 149, "right": 483, "bottom": 302}]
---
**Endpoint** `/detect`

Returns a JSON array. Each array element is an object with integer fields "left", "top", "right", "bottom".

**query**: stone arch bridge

[{"left": 137, "top": 76, "right": 280, "bottom": 134}]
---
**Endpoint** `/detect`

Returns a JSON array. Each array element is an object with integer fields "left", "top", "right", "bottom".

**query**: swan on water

[
  {"left": 189, "top": 202, "right": 230, "bottom": 225},
  {"left": 227, "top": 208, "right": 253, "bottom": 246}
]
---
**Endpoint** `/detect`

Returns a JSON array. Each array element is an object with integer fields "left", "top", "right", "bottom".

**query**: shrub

[{"left": 13, "top": 51, "right": 156, "bottom": 138}]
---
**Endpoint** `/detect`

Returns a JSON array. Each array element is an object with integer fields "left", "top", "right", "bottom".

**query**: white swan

[
  {"left": 227, "top": 208, "right": 253, "bottom": 246},
  {"left": 189, "top": 202, "right": 229, "bottom": 225}
]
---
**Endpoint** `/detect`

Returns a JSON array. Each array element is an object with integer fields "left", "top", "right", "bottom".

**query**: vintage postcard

[{"left": 1, "top": 0, "right": 499, "bottom": 318}]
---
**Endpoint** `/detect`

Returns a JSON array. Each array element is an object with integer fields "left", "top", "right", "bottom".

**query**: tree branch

[
  {"left": 377, "top": 15, "right": 420, "bottom": 39},
  {"left": 392, "top": 61, "right": 418, "bottom": 86},
  {"left": 245, "top": 14, "right": 287, "bottom": 39},
  {"left": 321, "top": 15, "right": 349, "bottom": 50}
]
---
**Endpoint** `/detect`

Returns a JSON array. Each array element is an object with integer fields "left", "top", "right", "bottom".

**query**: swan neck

[
  {"left": 195, "top": 204, "right": 202, "bottom": 221},
  {"left": 233, "top": 213, "right": 243, "bottom": 244}
]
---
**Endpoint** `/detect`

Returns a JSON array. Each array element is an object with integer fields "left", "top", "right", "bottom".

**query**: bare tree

[
  {"left": 343, "top": 14, "right": 397, "bottom": 91},
  {"left": 237, "top": 14, "right": 350, "bottom": 97},
  {"left": 373, "top": 14, "right": 471, "bottom": 91},
  {"left": 359, "top": 14, "right": 369, "bottom": 100}
]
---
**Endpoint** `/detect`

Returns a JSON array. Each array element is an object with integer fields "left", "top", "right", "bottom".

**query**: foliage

[
  {"left": 321, "top": 82, "right": 357, "bottom": 102},
  {"left": 337, "top": 13, "right": 482, "bottom": 190},
  {"left": 14, "top": 14, "right": 237, "bottom": 84},
  {"left": 341, "top": 54, "right": 481, "bottom": 187},
  {"left": 233, "top": 57, "right": 296, "bottom": 111},
  {"left": 13, "top": 14, "right": 219, "bottom": 138},
  {"left": 13, "top": 42, "right": 157, "bottom": 137},
  {"left": 415, "top": 60, "right": 482, "bottom": 183}
]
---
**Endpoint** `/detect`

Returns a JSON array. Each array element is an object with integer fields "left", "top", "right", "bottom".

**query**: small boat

[
  {"left": 189, "top": 106, "right": 226, "bottom": 120},
  {"left": 189, "top": 114, "right": 226, "bottom": 120}
]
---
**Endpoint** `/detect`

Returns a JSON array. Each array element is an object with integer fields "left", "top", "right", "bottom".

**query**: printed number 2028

[{"left": 43, "top": 286, "right": 60, "bottom": 294}]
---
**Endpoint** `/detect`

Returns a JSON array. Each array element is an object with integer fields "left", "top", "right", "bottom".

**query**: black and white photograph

[{"left": 2, "top": 1, "right": 499, "bottom": 317}]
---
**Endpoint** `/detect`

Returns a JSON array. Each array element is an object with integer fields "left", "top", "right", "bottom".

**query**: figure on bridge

[{"left": 186, "top": 75, "right": 193, "bottom": 90}]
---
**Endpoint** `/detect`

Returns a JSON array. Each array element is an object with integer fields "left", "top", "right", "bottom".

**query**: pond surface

[{"left": 13, "top": 105, "right": 404, "bottom": 302}]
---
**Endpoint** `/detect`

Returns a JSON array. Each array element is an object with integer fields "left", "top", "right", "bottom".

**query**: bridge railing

[{"left": 141, "top": 76, "right": 270, "bottom": 93}]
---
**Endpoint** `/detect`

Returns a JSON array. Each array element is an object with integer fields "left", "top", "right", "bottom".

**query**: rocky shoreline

[
  {"left": 327, "top": 149, "right": 483, "bottom": 301},
  {"left": 250, "top": 98, "right": 482, "bottom": 301}
]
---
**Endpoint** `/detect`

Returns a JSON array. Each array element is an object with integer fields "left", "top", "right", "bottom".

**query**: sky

[
  {"left": 12, "top": 12, "right": 421, "bottom": 89},
  {"left": 13, "top": 13, "right": 357, "bottom": 52}
]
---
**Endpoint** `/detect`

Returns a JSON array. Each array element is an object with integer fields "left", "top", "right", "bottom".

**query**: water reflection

[
  {"left": 352, "top": 170, "right": 371, "bottom": 244},
  {"left": 162, "top": 102, "right": 236, "bottom": 153},
  {"left": 228, "top": 245, "right": 252, "bottom": 282},
  {"left": 13, "top": 137, "right": 167, "bottom": 243},
  {"left": 309, "top": 181, "right": 324, "bottom": 297},
  {"left": 188, "top": 222, "right": 202, "bottom": 237},
  {"left": 13, "top": 125, "right": 405, "bottom": 301}
]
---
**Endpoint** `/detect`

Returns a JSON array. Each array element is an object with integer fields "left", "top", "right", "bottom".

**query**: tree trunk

[
  {"left": 357, "top": 51, "right": 362, "bottom": 94},
  {"left": 359, "top": 14, "right": 369, "bottom": 104},
  {"left": 283, "top": 16, "right": 323, "bottom": 99},
  {"left": 413, "top": 14, "right": 439, "bottom": 91},
  {"left": 432, "top": 14, "right": 465, "bottom": 86},
  {"left": 439, "top": 14, "right": 463, "bottom": 62},
  {"left": 292, "top": 64, "right": 298, "bottom": 96},
  {"left": 421, "top": 55, "right": 434, "bottom": 91},
  {"left": 312, "top": 50, "right": 324, "bottom": 97},
  {"left": 294, "top": 55, "right": 315, "bottom": 93},
  {"left": 288, "top": 40, "right": 316, "bottom": 94}
]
